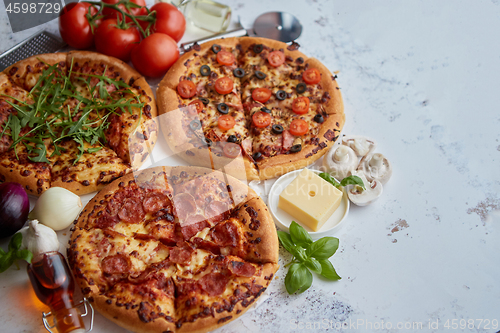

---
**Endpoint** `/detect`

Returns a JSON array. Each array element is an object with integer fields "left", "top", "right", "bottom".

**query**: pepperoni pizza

[
  {"left": 157, "top": 37, "right": 344, "bottom": 181},
  {"left": 0, "top": 51, "right": 157, "bottom": 195},
  {"left": 68, "top": 166, "right": 279, "bottom": 333}
]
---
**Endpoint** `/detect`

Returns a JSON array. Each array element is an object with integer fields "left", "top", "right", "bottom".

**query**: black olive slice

[
  {"left": 261, "top": 106, "right": 271, "bottom": 113},
  {"left": 189, "top": 120, "right": 201, "bottom": 131},
  {"left": 227, "top": 135, "right": 238, "bottom": 143},
  {"left": 255, "top": 71, "right": 267, "bottom": 80},
  {"left": 204, "top": 138, "right": 212, "bottom": 147},
  {"left": 233, "top": 67, "right": 245, "bottom": 78},
  {"left": 313, "top": 114, "right": 324, "bottom": 123},
  {"left": 199, "top": 97, "right": 210, "bottom": 105},
  {"left": 272, "top": 124, "right": 283, "bottom": 134},
  {"left": 290, "top": 144, "right": 302, "bottom": 153},
  {"left": 200, "top": 65, "right": 211, "bottom": 76},
  {"left": 217, "top": 103, "right": 229, "bottom": 114},
  {"left": 252, "top": 152, "right": 263, "bottom": 161},
  {"left": 296, "top": 82, "right": 307, "bottom": 94},
  {"left": 276, "top": 90, "right": 287, "bottom": 100},
  {"left": 211, "top": 44, "right": 221, "bottom": 53},
  {"left": 253, "top": 44, "right": 264, "bottom": 54}
]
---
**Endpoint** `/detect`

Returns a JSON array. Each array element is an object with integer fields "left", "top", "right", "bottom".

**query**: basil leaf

[
  {"left": 319, "top": 259, "right": 341, "bottom": 280},
  {"left": 291, "top": 245, "right": 307, "bottom": 262},
  {"left": 304, "top": 257, "right": 322, "bottom": 274},
  {"left": 289, "top": 221, "right": 313, "bottom": 248},
  {"left": 285, "top": 263, "right": 313, "bottom": 294},
  {"left": 16, "top": 249, "right": 33, "bottom": 264},
  {"left": 318, "top": 172, "right": 340, "bottom": 188},
  {"left": 277, "top": 231, "right": 295, "bottom": 253},
  {"left": 0, "top": 253, "right": 14, "bottom": 273},
  {"left": 8, "top": 233, "right": 23, "bottom": 252},
  {"left": 340, "top": 175, "right": 365, "bottom": 190},
  {"left": 306, "top": 237, "right": 339, "bottom": 260}
]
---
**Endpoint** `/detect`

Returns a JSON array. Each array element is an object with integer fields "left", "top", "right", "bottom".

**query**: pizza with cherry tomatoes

[
  {"left": 68, "top": 165, "right": 279, "bottom": 333},
  {"left": 157, "top": 37, "right": 344, "bottom": 180}
]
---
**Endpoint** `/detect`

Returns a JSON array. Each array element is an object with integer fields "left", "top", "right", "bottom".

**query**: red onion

[{"left": 0, "top": 182, "right": 30, "bottom": 239}]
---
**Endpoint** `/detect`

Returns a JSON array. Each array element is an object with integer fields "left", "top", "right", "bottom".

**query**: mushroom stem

[
  {"left": 333, "top": 145, "right": 350, "bottom": 163},
  {"left": 369, "top": 153, "right": 384, "bottom": 168}
]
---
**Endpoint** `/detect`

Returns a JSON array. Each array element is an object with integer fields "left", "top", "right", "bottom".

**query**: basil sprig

[
  {"left": 0, "top": 233, "right": 33, "bottom": 273},
  {"left": 318, "top": 173, "right": 365, "bottom": 190},
  {"left": 278, "top": 221, "right": 341, "bottom": 294}
]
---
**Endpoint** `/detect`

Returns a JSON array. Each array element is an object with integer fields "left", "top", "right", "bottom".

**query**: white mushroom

[
  {"left": 347, "top": 170, "right": 383, "bottom": 206},
  {"left": 342, "top": 135, "right": 377, "bottom": 158},
  {"left": 359, "top": 153, "right": 392, "bottom": 184},
  {"left": 322, "top": 144, "right": 358, "bottom": 180}
]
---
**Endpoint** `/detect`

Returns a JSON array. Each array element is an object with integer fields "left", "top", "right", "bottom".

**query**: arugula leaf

[
  {"left": 0, "top": 233, "right": 33, "bottom": 273},
  {"left": 279, "top": 223, "right": 341, "bottom": 294},
  {"left": 318, "top": 259, "right": 341, "bottom": 281},
  {"left": 289, "top": 221, "right": 313, "bottom": 248},
  {"left": 306, "top": 237, "right": 339, "bottom": 260}
]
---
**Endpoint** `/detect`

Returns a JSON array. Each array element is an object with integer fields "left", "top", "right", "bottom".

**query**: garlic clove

[
  {"left": 17, "top": 219, "right": 61, "bottom": 258},
  {"left": 28, "top": 187, "right": 83, "bottom": 231}
]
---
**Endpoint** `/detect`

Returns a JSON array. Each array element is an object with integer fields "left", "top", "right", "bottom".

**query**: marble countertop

[{"left": 1, "top": 0, "right": 499, "bottom": 332}]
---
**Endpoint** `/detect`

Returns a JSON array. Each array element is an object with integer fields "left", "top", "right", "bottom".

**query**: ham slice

[{"left": 282, "top": 129, "right": 295, "bottom": 150}]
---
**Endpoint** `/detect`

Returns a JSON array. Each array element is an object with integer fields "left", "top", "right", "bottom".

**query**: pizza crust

[{"left": 156, "top": 36, "right": 345, "bottom": 182}]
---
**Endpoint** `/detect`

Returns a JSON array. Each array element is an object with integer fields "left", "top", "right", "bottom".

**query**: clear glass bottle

[{"left": 27, "top": 251, "right": 86, "bottom": 333}]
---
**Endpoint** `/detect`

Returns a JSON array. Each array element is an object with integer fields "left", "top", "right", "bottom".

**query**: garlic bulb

[
  {"left": 17, "top": 220, "right": 60, "bottom": 258},
  {"left": 28, "top": 187, "right": 83, "bottom": 231}
]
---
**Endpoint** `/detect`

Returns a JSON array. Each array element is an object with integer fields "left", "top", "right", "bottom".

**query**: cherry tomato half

[
  {"left": 216, "top": 51, "right": 235, "bottom": 66},
  {"left": 251, "top": 88, "right": 272, "bottom": 103},
  {"left": 102, "top": 0, "right": 147, "bottom": 21},
  {"left": 267, "top": 50, "right": 285, "bottom": 67},
  {"left": 218, "top": 114, "right": 236, "bottom": 131},
  {"left": 223, "top": 142, "right": 241, "bottom": 158},
  {"left": 302, "top": 68, "right": 321, "bottom": 84},
  {"left": 289, "top": 118, "right": 309, "bottom": 136},
  {"left": 149, "top": 3, "right": 186, "bottom": 42},
  {"left": 292, "top": 96, "right": 310, "bottom": 114},
  {"left": 252, "top": 111, "right": 272, "bottom": 128},
  {"left": 95, "top": 19, "right": 140, "bottom": 62},
  {"left": 131, "top": 33, "right": 179, "bottom": 77},
  {"left": 176, "top": 80, "right": 197, "bottom": 99},
  {"left": 188, "top": 99, "right": 204, "bottom": 115},
  {"left": 214, "top": 77, "right": 234, "bottom": 95},
  {"left": 59, "top": 2, "right": 99, "bottom": 49}
]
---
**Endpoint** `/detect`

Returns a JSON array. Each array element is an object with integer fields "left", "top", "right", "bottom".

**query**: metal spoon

[{"left": 180, "top": 11, "right": 302, "bottom": 53}]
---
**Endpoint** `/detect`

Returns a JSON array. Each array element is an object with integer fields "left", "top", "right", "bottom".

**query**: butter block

[{"left": 278, "top": 169, "right": 342, "bottom": 231}]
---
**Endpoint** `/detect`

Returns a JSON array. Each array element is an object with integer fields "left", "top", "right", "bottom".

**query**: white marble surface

[{"left": 1, "top": 0, "right": 500, "bottom": 332}]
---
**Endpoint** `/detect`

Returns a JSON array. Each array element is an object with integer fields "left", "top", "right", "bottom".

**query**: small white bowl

[{"left": 268, "top": 169, "right": 350, "bottom": 240}]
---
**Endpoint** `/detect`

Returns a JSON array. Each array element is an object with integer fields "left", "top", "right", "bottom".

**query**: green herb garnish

[
  {"left": 278, "top": 221, "right": 341, "bottom": 294},
  {"left": 0, "top": 59, "right": 144, "bottom": 164},
  {"left": 318, "top": 173, "right": 366, "bottom": 190},
  {"left": 0, "top": 233, "right": 33, "bottom": 273}
]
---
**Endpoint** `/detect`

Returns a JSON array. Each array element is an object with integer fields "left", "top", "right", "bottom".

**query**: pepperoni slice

[
  {"left": 211, "top": 221, "right": 238, "bottom": 247},
  {"left": 191, "top": 237, "right": 221, "bottom": 255},
  {"left": 118, "top": 198, "right": 146, "bottom": 223},
  {"left": 169, "top": 243, "right": 194, "bottom": 265},
  {"left": 199, "top": 272, "right": 229, "bottom": 296},
  {"left": 142, "top": 193, "right": 169, "bottom": 213},
  {"left": 205, "top": 201, "right": 229, "bottom": 223},
  {"left": 180, "top": 218, "right": 210, "bottom": 240},
  {"left": 95, "top": 213, "right": 119, "bottom": 229},
  {"left": 229, "top": 261, "right": 256, "bottom": 277},
  {"left": 172, "top": 192, "right": 197, "bottom": 222},
  {"left": 101, "top": 254, "right": 131, "bottom": 275}
]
